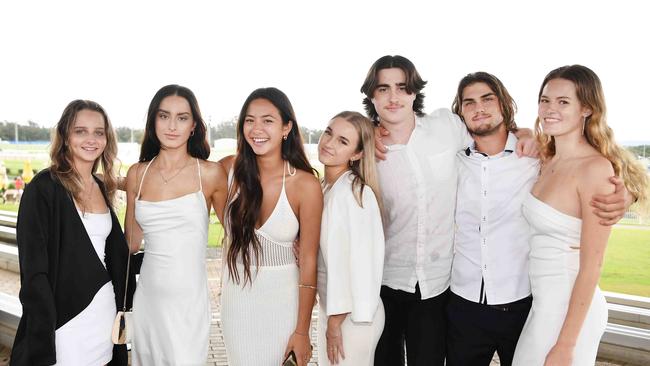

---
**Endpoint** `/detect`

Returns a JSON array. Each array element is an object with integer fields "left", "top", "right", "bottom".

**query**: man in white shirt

[
  {"left": 447, "top": 71, "right": 632, "bottom": 366},
  {"left": 361, "top": 55, "right": 474, "bottom": 366}
]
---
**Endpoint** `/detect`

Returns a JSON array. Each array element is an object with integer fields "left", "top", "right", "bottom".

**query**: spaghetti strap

[
  {"left": 137, "top": 157, "right": 157, "bottom": 199},
  {"left": 196, "top": 158, "right": 202, "bottom": 191}
]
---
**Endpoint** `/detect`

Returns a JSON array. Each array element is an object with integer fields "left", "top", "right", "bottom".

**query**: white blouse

[{"left": 317, "top": 171, "right": 385, "bottom": 322}]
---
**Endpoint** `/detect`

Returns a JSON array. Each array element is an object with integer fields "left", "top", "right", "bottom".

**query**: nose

[
  {"left": 389, "top": 88, "right": 399, "bottom": 102},
  {"left": 169, "top": 118, "right": 178, "bottom": 131}
]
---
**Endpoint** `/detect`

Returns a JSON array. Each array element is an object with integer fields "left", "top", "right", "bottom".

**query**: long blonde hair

[
  {"left": 534, "top": 65, "right": 649, "bottom": 206},
  {"left": 50, "top": 100, "right": 118, "bottom": 210},
  {"left": 332, "top": 111, "right": 383, "bottom": 214}
]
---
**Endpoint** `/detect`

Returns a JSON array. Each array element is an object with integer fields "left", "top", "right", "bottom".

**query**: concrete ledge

[
  {"left": 0, "top": 243, "right": 19, "bottom": 273},
  {"left": 0, "top": 228, "right": 15, "bottom": 245},
  {"left": 0, "top": 292, "right": 20, "bottom": 348},
  {"left": 600, "top": 323, "right": 650, "bottom": 365}
]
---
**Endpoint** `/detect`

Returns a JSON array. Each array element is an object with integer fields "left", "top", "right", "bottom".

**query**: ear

[
  {"left": 283, "top": 120, "right": 293, "bottom": 135},
  {"left": 351, "top": 150, "right": 363, "bottom": 162}
]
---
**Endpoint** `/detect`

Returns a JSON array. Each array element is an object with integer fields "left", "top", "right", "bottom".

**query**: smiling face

[
  {"left": 370, "top": 68, "right": 416, "bottom": 126},
  {"left": 538, "top": 78, "right": 591, "bottom": 137},
  {"left": 243, "top": 98, "right": 292, "bottom": 157},
  {"left": 68, "top": 109, "right": 107, "bottom": 167},
  {"left": 318, "top": 117, "right": 362, "bottom": 168},
  {"left": 460, "top": 82, "right": 505, "bottom": 136},
  {"left": 155, "top": 95, "right": 196, "bottom": 150}
]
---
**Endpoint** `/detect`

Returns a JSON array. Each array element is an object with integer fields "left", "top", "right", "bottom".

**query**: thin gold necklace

[{"left": 158, "top": 158, "right": 192, "bottom": 185}]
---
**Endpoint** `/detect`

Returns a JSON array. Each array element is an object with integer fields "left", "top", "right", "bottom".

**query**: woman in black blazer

[{"left": 10, "top": 100, "right": 134, "bottom": 365}]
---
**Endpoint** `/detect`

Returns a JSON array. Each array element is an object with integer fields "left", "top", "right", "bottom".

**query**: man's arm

[{"left": 591, "top": 176, "right": 636, "bottom": 225}]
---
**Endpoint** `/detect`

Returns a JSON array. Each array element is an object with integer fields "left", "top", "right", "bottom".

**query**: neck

[
  {"left": 256, "top": 152, "right": 285, "bottom": 176},
  {"left": 157, "top": 148, "right": 192, "bottom": 168},
  {"left": 552, "top": 130, "right": 588, "bottom": 160},
  {"left": 73, "top": 160, "right": 95, "bottom": 184},
  {"left": 473, "top": 127, "right": 509, "bottom": 156},
  {"left": 379, "top": 113, "right": 416, "bottom": 144},
  {"left": 324, "top": 165, "right": 349, "bottom": 185}
]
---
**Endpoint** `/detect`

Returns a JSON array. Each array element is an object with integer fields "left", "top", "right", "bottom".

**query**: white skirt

[{"left": 221, "top": 263, "right": 299, "bottom": 365}]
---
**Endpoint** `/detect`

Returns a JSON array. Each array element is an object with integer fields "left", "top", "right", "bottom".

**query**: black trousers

[
  {"left": 446, "top": 291, "right": 532, "bottom": 366},
  {"left": 374, "top": 284, "right": 449, "bottom": 366}
]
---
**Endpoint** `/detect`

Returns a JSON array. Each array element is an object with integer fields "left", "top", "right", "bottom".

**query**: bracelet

[
  {"left": 294, "top": 330, "right": 309, "bottom": 336},
  {"left": 298, "top": 284, "right": 317, "bottom": 290}
]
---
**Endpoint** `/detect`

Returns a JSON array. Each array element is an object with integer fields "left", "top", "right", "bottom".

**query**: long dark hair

[
  {"left": 451, "top": 71, "right": 518, "bottom": 132},
  {"left": 360, "top": 55, "right": 427, "bottom": 123},
  {"left": 50, "top": 99, "right": 118, "bottom": 210},
  {"left": 139, "top": 84, "right": 210, "bottom": 162},
  {"left": 227, "top": 87, "right": 316, "bottom": 285}
]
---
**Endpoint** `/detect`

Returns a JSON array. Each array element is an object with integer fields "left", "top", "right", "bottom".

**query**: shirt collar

[{"left": 465, "top": 132, "right": 517, "bottom": 157}]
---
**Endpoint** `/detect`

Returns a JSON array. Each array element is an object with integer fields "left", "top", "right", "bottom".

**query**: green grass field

[{"left": 1, "top": 202, "right": 648, "bottom": 297}]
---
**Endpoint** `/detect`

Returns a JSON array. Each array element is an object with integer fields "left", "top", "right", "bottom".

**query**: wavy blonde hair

[
  {"left": 534, "top": 65, "right": 649, "bottom": 206},
  {"left": 332, "top": 111, "right": 384, "bottom": 215},
  {"left": 50, "top": 100, "right": 118, "bottom": 211}
]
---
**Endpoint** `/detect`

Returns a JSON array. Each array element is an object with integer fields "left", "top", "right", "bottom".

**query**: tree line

[{"left": 1, "top": 120, "right": 323, "bottom": 144}]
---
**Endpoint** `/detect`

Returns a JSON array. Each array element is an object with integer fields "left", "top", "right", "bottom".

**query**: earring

[
  {"left": 283, "top": 135, "right": 288, "bottom": 141},
  {"left": 582, "top": 116, "right": 586, "bottom": 136},
  {"left": 190, "top": 130, "right": 195, "bottom": 137},
  {"left": 349, "top": 160, "right": 354, "bottom": 167}
]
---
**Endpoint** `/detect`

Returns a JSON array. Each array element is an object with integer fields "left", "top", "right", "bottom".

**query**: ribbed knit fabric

[{"left": 221, "top": 162, "right": 300, "bottom": 365}]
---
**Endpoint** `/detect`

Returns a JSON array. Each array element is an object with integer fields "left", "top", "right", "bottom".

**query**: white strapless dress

[{"left": 512, "top": 193, "right": 607, "bottom": 365}]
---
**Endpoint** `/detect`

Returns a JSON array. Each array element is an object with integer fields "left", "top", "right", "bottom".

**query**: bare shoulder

[
  {"left": 291, "top": 170, "right": 321, "bottom": 192},
  {"left": 218, "top": 155, "right": 236, "bottom": 175},
  {"left": 577, "top": 155, "right": 615, "bottom": 195},
  {"left": 200, "top": 159, "right": 227, "bottom": 179},
  {"left": 125, "top": 162, "right": 146, "bottom": 190}
]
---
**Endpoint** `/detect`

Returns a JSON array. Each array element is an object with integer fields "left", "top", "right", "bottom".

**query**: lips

[
  {"left": 473, "top": 114, "right": 490, "bottom": 122},
  {"left": 251, "top": 137, "right": 269, "bottom": 143},
  {"left": 164, "top": 133, "right": 180, "bottom": 139},
  {"left": 385, "top": 105, "right": 402, "bottom": 112}
]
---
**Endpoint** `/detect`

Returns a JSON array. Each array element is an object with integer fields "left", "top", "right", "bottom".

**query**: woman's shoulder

[
  {"left": 200, "top": 159, "right": 227, "bottom": 178},
  {"left": 291, "top": 169, "right": 321, "bottom": 188},
  {"left": 576, "top": 154, "right": 615, "bottom": 193}
]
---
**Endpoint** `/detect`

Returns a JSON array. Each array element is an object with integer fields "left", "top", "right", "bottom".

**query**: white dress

[
  {"left": 512, "top": 193, "right": 608, "bottom": 365},
  {"left": 131, "top": 158, "right": 210, "bottom": 366},
  {"left": 54, "top": 211, "right": 116, "bottom": 365},
  {"left": 317, "top": 171, "right": 385, "bottom": 366},
  {"left": 221, "top": 163, "right": 300, "bottom": 365}
]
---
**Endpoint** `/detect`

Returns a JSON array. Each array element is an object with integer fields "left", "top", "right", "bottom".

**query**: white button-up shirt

[
  {"left": 451, "top": 133, "right": 539, "bottom": 305},
  {"left": 377, "top": 108, "right": 472, "bottom": 300}
]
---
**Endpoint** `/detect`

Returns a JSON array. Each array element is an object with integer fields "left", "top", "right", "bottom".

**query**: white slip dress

[
  {"left": 512, "top": 193, "right": 608, "bottom": 365},
  {"left": 54, "top": 210, "right": 115, "bottom": 365},
  {"left": 220, "top": 162, "right": 300, "bottom": 365},
  {"left": 131, "top": 157, "right": 210, "bottom": 366}
]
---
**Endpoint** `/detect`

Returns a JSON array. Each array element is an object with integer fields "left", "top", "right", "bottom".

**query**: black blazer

[{"left": 10, "top": 169, "right": 135, "bottom": 366}]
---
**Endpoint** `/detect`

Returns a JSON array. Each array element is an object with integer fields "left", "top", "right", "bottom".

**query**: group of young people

[{"left": 10, "top": 54, "right": 648, "bottom": 366}]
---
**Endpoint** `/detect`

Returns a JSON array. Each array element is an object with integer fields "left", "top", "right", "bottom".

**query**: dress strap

[
  {"left": 196, "top": 158, "right": 202, "bottom": 191},
  {"left": 137, "top": 156, "right": 156, "bottom": 199}
]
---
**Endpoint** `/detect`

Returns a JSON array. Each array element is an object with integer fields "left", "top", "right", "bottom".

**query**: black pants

[
  {"left": 446, "top": 291, "right": 532, "bottom": 366},
  {"left": 374, "top": 284, "right": 449, "bottom": 366}
]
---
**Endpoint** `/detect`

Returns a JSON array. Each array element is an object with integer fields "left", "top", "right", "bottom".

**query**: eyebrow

[
  {"left": 462, "top": 92, "right": 495, "bottom": 103},
  {"left": 540, "top": 95, "right": 572, "bottom": 100},
  {"left": 245, "top": 114, "right": 277, "bottom": 119},
  {"left": 157, "top": 109, "right": 191, "bottom": 116}
]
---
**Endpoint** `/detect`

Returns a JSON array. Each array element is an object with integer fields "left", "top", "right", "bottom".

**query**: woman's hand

[
  {"left": 284, "top": 331, "right": 312, "bottom": 366},
  {"left": 544, "top": 343, "right": 574, "bottom": 366},
  {"left": 326, "top": 314, "right": 347, "bottom": 364}
]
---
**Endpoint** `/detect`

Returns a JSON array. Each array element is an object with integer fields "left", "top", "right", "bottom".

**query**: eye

[
  {"left": 179, "top": 116, "right": 188, "bottom": 121},
  {"left": 377, "top": 87, "right": 388, "bottom": 93},
  {"left": 244, "top": 118, "right": 254, "bottom": 124},
  {"left": 264, "top": 119, "right": 273, "bottom": 124},
  {"left": 484, "top": 96, "right": 495, "bottom": 102},
  {"left": 95, "top": 130, "right": 105, "bottom": 137},
  {"left": 539, "top": 98, "right": 549, "bottom": 104},
  {"left": 74, "top": 129, "right": 87, "bottom": 135},
  {"left": 158, "top": 112, "right": 169, "bottom": 120},
  {"left": 463, "top": 101, "right": 474, "bottom": 107},
  {"left": 559, "top": 100, "right": 569, "bottom": 105},
  {"left": 324, "top": 130, "right": 331, "bottom": 136},
  {"left": 399, "top": 85, "right": 407, "bottom": 91}
]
